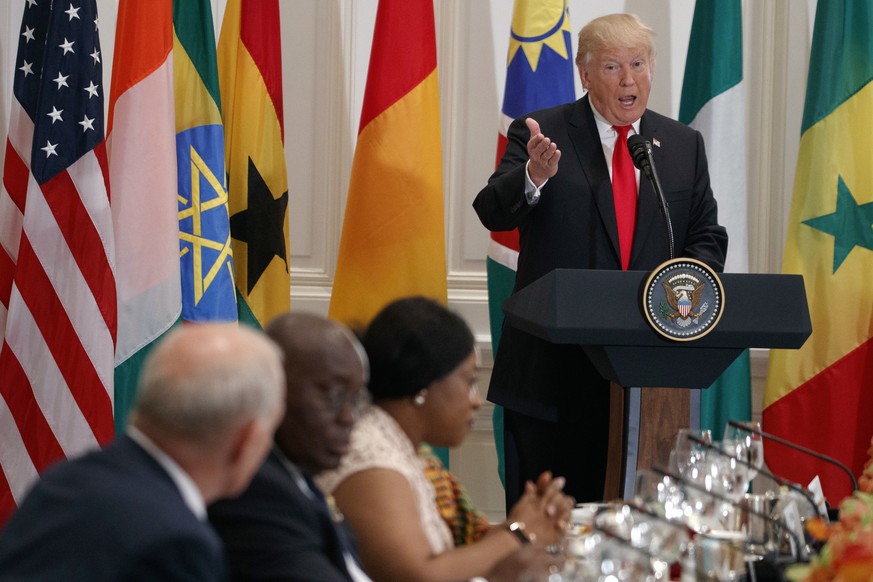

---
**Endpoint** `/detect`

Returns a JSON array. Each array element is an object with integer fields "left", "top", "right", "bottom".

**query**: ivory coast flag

[
  {"left": 108, "top": 0, "right": 181, "bottom": 429},
  {"left": 218, "top": 0, "right": 289, "bottom": 329},
  {"left": 488, "top": 0, "right": 575, "bottom": 485},
  {"left": 764, "top": 0, "right": 873, "bottom": 504},
  {"left": 174, "top": 0, "right": 237, "bottom": 323},
  {"left": 678, "top": 0, "right": 751, "bottom": 435},
  {"left": 328, "top": 0, "right": 447, "bottom": 328}
]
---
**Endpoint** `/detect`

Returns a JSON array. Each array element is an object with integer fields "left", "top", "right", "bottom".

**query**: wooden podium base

[{"left": 603, "top": 383, "right": 691, "bottom": 500}]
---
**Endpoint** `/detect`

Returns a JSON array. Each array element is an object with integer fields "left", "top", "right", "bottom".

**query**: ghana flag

[
  {"left": 174, "top": 0, "right": 237, "bottom": 323},
  {"left": 764, "top": 0, "right": 873, "bottom": 504},
  {"left": 218, "top": 0, "right": 289, "bottom": 328},
  {"left": 329, "top": 0, "right": 447, "bottom": 328}
]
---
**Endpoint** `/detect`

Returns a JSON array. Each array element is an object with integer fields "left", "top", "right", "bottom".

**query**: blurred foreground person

[
  {"left": 318, "top": 297, "right": 574, "bottom": 582},
  {"left": 0, "top": 324, "right": 286, "bottom": 581}
]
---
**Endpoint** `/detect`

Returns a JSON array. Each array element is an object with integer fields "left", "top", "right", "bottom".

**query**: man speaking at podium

[{"left": 473, "top": 13, "right": 728, "bottom": 507}]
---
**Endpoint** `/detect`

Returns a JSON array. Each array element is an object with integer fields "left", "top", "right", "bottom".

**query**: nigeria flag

[{"left": 679, "top": 0, "right": 751, "bottom": 434}]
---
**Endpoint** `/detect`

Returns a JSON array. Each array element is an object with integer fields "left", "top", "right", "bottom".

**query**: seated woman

[{"left": 317, "top": 297, "right": 574, "bottom": 582}]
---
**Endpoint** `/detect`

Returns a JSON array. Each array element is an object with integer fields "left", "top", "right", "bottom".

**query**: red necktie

[{"left": 612, "top": 125, "right": 637, "bottom": 270}]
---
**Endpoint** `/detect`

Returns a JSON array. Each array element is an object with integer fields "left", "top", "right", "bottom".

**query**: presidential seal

[{"left": 643, "top": 258, "right": 725, "bottom": 341}]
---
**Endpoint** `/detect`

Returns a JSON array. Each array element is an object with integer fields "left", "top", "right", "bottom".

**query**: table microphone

[
  {"left": 627, "top": 134, "right": 674, "bottom": 259},
  {"left": 687, "top": 435, "right": 821, "bottom": 520},
  {"left": 726, "top": 420, "right": 859, "bottom": 492}
]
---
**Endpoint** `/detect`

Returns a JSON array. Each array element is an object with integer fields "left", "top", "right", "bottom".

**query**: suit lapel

[
  {"left": 301, "top": 474, "right": 363, "bottom": 572},
  {"left": 567, "top": 96, "right": 622, "bottom": 264}
]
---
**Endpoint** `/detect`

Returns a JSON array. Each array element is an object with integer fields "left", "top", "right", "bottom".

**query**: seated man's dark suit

[
  {"left": 208, "top": 450, "right": 359, "bottom": 582},
  {"left": 0, "top": 435, "right": 227, "bottom": 581}
]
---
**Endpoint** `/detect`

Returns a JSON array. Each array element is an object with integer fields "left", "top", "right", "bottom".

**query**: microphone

[
  {"left": 726, "top": 420, "right": 859, "bottom": 493},
  {"left": 627, "top": 134, "right": 674, "bottom": 259}
]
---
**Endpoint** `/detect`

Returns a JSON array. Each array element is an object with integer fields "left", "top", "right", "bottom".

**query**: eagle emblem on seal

[
  {"left": 659, "top": 272, "right": 710, "bottom": 329},
  {"left": 643, "top": 258, "right": 724, "bottom": 341}
]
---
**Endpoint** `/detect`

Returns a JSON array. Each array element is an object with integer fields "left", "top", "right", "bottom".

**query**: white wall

[{"left": 0, "top": 0, "right": 817, "bottom": 519}]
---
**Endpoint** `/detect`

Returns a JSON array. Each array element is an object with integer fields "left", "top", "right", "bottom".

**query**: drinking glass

[
  {"left": 673, "top": 428, "right": 712, "bottom": 479},
  {"left": 723, "top": 421, "right": 764, "bottom": 481}
]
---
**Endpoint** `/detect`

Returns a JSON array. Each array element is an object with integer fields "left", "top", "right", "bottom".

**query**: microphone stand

[
  {"left": 726, "top": 419, "right": 859, "bottom": 493},
  {"left": 627, "top": 135, "right": 674, "bottom": 259},
  {"left": 650, "top": 466, "right": 808, "bottom": 563},
  {"left": 687, "top": 435, "right": 822, "bottom": 521}
]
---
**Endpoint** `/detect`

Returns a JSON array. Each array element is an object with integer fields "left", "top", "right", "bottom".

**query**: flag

[
  {"left": 0, "top": 0, "right": 115, "bottom": 523},
  {"left": 678, "top": 0, "right": 751, "bottom": 436},
  {"left": 218, "top": 0, "right": 290, "bottom": 329},
  {"left": 328, "top": 0, "right": 447, "bottom": 328},
  {"left": 174, "top": 0, "right": 237, "bottom": 323},
  {"left": 488, "top": 0, "right": 575, "bottom": 484},
  {"left": 108, "top": 0, "right": 180, "bottom": 431},
  {"left": 764, "top": 0, "right": 873, "bottom": 504}
]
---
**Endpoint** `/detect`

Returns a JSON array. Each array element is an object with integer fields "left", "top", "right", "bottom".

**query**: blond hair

[{"left": 575, "top": 13, "right": 656, "bottom": 69}]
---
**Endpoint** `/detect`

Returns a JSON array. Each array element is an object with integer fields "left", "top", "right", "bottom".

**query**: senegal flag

[
  {"left": 174, "top": 0, "right": 237, "bottom": 323},
  {"left": 218, "top": 0, "right": 289, "bottom": 328},
  {"left": 328, "top": 0, "right": 447, "bottom": 328},
  {"left": 764, "top": 0, "right": 873, "bottom": 504}
]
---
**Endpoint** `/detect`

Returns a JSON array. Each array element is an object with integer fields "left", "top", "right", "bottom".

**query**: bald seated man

[
  {"left": 208, "top": 312, "right": 373, "bottom": 582},
  {"left": 0, "top": 324, "right": 286, "bottom": 581}
]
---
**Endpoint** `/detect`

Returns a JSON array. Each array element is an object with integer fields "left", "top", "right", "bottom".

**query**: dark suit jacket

[
  {"left": 0, "top": 435, "right": 226, "bottom": 581},
  {"left": 473, "top": 95, "right": 728, "bottom": 420},
  {"left": 208, "top": 451, "right": 357, "bottom": 582}
]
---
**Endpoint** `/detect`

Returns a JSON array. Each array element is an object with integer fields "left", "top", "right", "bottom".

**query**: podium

[{"left": 502, "top": 268, "right": 812, "bottom": 498}]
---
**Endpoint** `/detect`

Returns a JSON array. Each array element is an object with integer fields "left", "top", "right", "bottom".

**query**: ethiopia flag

[
  {"left": 173, "top": 0, "right": 237, "bottom": 323},
  {"left": 108, "top": 0, "right": 180, "bottom": 429},
  {"left": 328, "top": 0, "right": 447, "bottom": 328},
  {"left": 678, "top": 0, "right": 751, "bottom": 436},
  {"left": 488, "top": 0, "right": 575, "bottom": 484},
  {"left": 764, "top": 0, "right": 873, "bottom": 504},
  {"left": 218, "top": 0, "right": 289, "bottom": 329}
]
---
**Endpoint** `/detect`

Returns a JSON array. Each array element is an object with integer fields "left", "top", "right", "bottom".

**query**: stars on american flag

[
  {"left": 65, "top": 4, "right": 80, "bottom": 21},
  {"left": 47, "top": 106, "right": 63, "bottom": 124},
  {"left": 78, "top": 115, "right": 95, "bottom": 132},
  {"left": 15, "top": 0, "right": 104, "bottom": 181},
  {"left": 59, "top": 38, "right": 75, "bottom": 54},
  {"left": 41, "top": 140, "right": 58, "bottom": 158},
  {"left": 53, "top": 72, "right": 69, "bottom": 89}
]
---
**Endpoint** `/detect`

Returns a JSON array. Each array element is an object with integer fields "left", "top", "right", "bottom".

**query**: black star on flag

[{"left": 230, "top": 158, "right": 288, "bottom": 294}]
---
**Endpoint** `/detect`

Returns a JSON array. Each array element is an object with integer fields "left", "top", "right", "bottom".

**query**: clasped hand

[{"left": 506, "top": 471, "right": 575, "bottom": 546}]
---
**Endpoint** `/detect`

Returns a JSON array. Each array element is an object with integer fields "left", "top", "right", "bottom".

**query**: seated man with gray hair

[{"left": 0, "top": 324, "right": 286, "bottom": 581}]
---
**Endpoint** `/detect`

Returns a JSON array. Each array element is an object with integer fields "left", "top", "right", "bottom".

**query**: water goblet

[{"left": 723, "top": 421, "right": 764, "bottom": 481}]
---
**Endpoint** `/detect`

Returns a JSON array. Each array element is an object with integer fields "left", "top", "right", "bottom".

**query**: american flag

[{"left": 0, "top": 0, "right": 116, "bottom": 523}]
